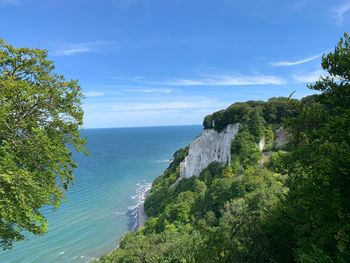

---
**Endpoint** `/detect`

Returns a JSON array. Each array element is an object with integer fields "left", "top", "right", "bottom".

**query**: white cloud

[
  {"left": 136, "top": 75, "right": 286, "bottom": 86},
  {"left": 84, "top": 91, "right": 105, "bottom": 97},
  {"left": 123, "top": 88, "right": 172, "bottom": 94},
  {"left": 333, "top": 1, "right": 350, "bottom": 24},
  {"left": 110, "top": 99, "right": 226, "bottom": 112},
  {"left": 83, "top": 109, "right": 205, "bottom": 128},
  {"left": 270, "top": 54, "right": 321, "bottom": 67},
  {"left": 53, "top": 41, "right": 115, "bottom": 56},
  {"left": 0, "top": 0, "right": 20, "bottom": 4},
  {"left": 83, "top": 97, "right": 229, "bottom": 128},
  {"left": 84, "top": 85, "right": 172, "bottom": 95},
  {"left": 292, "top": 70, "right": 325, "bottom": 83}
]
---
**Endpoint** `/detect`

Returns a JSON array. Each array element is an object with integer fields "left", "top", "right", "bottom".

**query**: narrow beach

[{"left": 136, "top": 189, "right": 150, "bottom": 229}]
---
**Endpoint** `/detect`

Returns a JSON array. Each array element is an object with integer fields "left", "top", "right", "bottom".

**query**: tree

[
  {"left": 267, "top": 33, "right": 350, "bottom": 262},
  {"left": 0, "top": 39, "right": 86, "bottom": 249}
]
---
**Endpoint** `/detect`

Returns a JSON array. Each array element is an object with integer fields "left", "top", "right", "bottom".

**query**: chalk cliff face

[
  {"left": 180, "top": 124, "right": 240, "bottom": 178},
  {"left": 259, "top": 137, "right": 265, "bottom": 152},
  {"left": 274, "top": 126, "right": 289, "bottom": 149}
]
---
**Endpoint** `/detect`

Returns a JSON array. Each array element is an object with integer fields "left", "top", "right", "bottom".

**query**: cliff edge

[{"left": 179, "top": 124, "right": 240, "bottom": 178}]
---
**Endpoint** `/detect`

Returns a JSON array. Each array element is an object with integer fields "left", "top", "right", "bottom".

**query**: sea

[{"left": 0, "top": 125, "right": 202, "bottom": 263}]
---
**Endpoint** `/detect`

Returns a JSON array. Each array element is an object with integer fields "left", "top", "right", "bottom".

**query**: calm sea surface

[{"left": 0, "top": 125, "right": 202, "bottom": 263}]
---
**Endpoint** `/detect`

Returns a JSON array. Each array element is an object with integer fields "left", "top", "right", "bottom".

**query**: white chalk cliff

[
  {"left": 259, "top": 137, "right": 265, "bottom": 152},
  {"left": 274, "top": 126, "right": 289, "bottom": 149},
  {"left": 180, "top": 124, "right": 240, "bottom": 178}
]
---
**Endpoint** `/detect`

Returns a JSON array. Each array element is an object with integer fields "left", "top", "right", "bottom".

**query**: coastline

[
  {"left": 94, "top": 187, "right": 151, "bottom": 262},
  {"left": 136, "top": 189, "right": 150, "bottom": 229},
  {"left": 131, "top": 183, "right": 151, "bottom": 231}
]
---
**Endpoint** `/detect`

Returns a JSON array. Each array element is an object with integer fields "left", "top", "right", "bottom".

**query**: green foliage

[
  {"left": 207, "top": 169, "right": 287, "bottom": 263},
  {"left": 264, "top": 126, "right": 274, "bottom": 151},
  {"left": 263, "top": 97, "right": 301, "bottom": 125},
  {"left": 145, "top": 147, "right": 188, "bottom": 217},
  {"left": 231, "top": 129, "right": 261, "bottom": 168},
  {"left": 267, "top": 33, "right": 350, "bottom": 262},
  {"left": 0, "top": 39, "right": 86, "bottom": 249},
  {"left": 99, "top": 228, "right": 204, "bottom": 263},
  {"left": 247, "top": 106, "right": 266, "bottom": 141},
  {"left": 203, "top": 98, "right": 300, "bottom": 131},
  {"left": 268, "top": 150, "right": 289, "bottom": 174}
]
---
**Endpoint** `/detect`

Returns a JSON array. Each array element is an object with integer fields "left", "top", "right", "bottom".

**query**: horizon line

[{"left": 81, "top": 123, "right": 203, "bottom": 130}]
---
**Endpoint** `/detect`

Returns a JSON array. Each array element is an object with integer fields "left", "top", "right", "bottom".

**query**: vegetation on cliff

[{"left": 98, "top": 33, "right": 350, "bottom": 262}]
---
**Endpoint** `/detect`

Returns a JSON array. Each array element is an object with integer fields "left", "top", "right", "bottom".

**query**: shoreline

[
  {"left": 97, "top": 185, "right": 151, "bottom": 261},
  {"left": 135, "top": 189, "right": 151, "bottom": 231},
  {"left": 135, "top": 189, "right": 150, "bottom": 230}
]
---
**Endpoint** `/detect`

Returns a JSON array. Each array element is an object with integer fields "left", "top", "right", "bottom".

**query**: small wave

[
  {"left": 76, "top": 255, "right": 97, "bottom": 263},
  {"left": 58, "top": 251, "right": 65, "bottom": 256},
  {"left": 155, "top": 159, "right": 173, "bottom": 163},
  {"left": 127, "top": 207, "right": 138, "bottom": 218},
  {"left": 114, "top": 211, "right": 126, "bottom": 215},
  {"left": 131, "top": 194, "right": 138, "bottom": 200},
  {"left": 127, "top": 204, "right": 139, "bottom": 210},
  {"left": 127, "top": 182, "right": 152, "bottom": 231}
]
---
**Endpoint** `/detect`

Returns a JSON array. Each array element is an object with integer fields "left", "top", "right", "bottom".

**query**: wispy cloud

[
  {"left": 270, "top": 54, "right": 321, "bottom": 67},
  {"left": 292, "top": 70, "right": 324, "bottom": 83},
  {"left": 53, "top": 41, "right": 115, "bottom": 56},
  {"left": 84, "top": 85, "right": 173, "bottom": 95},
  {"left": 333, "top": 1, "right": 350, "bottom": 24},
  {"left": 0, "top": 0, "right": 21, "bottom": 4},
  {"left": 130, "top": 75, "right": 287, "bottom": 86},
  {"left": 84, "top": 91, "right": 105, "bottom": 97},
  {"left": 290, "top": 0, "right": 310, "bottom": 11},
  {"left": 123, "top": 88, "right": 172, "bottom": 94},
  {"left": 110, "top": 98, "right": 226, "bottom": 112}
]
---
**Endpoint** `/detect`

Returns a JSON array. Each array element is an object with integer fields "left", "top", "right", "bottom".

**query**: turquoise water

[{"left": 0, "top": 125, "right": 202, "bottom": 263}]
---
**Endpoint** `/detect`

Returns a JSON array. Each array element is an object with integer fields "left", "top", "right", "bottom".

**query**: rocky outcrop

[
  {"left": 259, "top": 137, "right": 265, "bottom": 152},
  {"left": 274, "top": 126, "right": 289, "bottom": 149},
  {"left": 179, "top": 124, "right": 240, "bottom": 178}
]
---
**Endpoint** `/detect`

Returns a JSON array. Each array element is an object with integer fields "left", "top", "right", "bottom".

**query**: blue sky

[{"left": 0, "top": 0, "right": 349, "bottom": 128}]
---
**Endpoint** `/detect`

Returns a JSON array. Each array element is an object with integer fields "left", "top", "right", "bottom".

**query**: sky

[{"left": 0, "top": 0, "right": 349, "bottom": 128}]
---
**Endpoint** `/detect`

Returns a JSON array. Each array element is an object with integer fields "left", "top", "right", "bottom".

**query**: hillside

[{"left": 97, "top": 34, "right": 350, "bottom": 263}]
